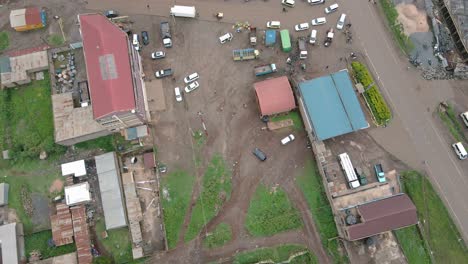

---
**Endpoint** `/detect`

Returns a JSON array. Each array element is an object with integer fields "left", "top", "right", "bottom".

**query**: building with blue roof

[{"left": 297, "top": 70, "right": 369, "bottom": 141}]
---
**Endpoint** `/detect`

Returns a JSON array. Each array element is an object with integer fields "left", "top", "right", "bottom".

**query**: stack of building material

[
  {"left": 51, "top": 203, "right": 74, "bottom": 246},
  {"left": 70, "top": 205, "right": 92, "bottom": 264}
]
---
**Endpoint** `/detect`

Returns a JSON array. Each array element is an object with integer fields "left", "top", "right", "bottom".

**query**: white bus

[{"left": 338, "top": 153, "right": 360, "bottom": 189}]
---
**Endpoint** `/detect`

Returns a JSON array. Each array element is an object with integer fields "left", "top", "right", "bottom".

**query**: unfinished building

[{"left": 438, "top": 0, "right": 468, "bottom": 61}]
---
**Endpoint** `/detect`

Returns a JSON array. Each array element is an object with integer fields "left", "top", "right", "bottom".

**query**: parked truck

[
  {"left": 265, "top": 30, "right": 276, "bottom": 46},
  {"left": 170, "top": 5, "right": 196, "bottom": 18},
  {"left": 160, "top": 22, "right": 172, "bottom": 48},
  {"left": 374, "top": 164, "right": 386, "bottom": 183},
  {"left": 249, "top": 27, "right": 257, "bottom": 46},
  {"left": 254, "top": 63, "right": 277, "bottom": 76},
  {"left": 232, "top": 48, "right": 259, "bottom": 61},
  {"left": 298, "top": 38, "right": 307, "bottom": 59},
  {"left": 324, "top": 28, "right": 334, "bottom": 47},
  {"left": 155, "top": 68, "right": 173, "bottom": 78}
]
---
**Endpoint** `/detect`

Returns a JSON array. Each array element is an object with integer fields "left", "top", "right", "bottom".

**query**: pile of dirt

[
  {"left": 396, "top": 3, "right": 429, "bottom": 35},
  {"left": 49, "top": 179, "right": 64, "bottom": 193},
  {"left": 21, "top": 186, "right": 33, "bottom": 217}
]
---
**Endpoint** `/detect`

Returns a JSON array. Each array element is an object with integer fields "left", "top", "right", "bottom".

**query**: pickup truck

[
  {"left": 374, "top": 164, "right": 386, "bottom": 183},
  {"left": 298, "top": 38, "right": 307, "bottom": 59},
  {"left": 160, "top": 22, "right": 172, "bottom": 48},
  {"left": 233, "top": 48, "right": 260, "bottom": 61},
  {"left": 254, "top": 63, "right": 277, "bottom": 76},
  {"left": 155, "top": 69, "right": 173, "bottom": 78},
  {"left": 249, "top": 27, "right": 257, "bottom": 45},
  {"left": 324, "top": 28, "right": 334, "bottom": 47}
]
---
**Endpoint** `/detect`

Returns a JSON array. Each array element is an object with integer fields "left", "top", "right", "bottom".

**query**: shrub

[{"left": 351, "top": 62, "right": 391, "bottom": 125}]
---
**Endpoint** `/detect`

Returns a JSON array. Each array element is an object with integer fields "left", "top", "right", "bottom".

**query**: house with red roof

[
  {"left": 78, "top": 14, "right": 147, "bottom": 131},
  {"left": 253, "top": 76, "right": 296, "bottom": 117}
]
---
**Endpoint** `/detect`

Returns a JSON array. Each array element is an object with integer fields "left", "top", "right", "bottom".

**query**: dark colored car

[
  {"left": 104, "top": 10, "right": 119, "bottom": 18},
  {"left": 141, "top": 31, "right": 149, "bottom": 45},
  {"left": 253, "top": 148, "right": 267, "bottom": 161}
]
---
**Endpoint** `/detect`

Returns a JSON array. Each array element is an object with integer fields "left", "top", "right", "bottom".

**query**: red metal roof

[
  {"left": 143, "top": 152, "right": 155, "bottom": 169},
  {"left": 71, "top": 205, "right": 92, "bottom": 264},
  {"left": 51, "top": 203, "right": 74, "bottom": 246},
  {"left": 79, "top": 14, "right": 136, "bottom": 119},
  {"left": 25, "top": 7, "right": 43, "bottom": 25},
  {"left": 254, "top": 76, "right": 296, "bottom": 116},
  {"left": 346, "top": 194, "right": 418, "bottom": 241}
]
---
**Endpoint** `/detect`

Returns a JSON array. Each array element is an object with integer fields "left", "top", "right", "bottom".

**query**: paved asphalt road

[{"left": 87, "top": 0, "right": 468, "bottom": 242}]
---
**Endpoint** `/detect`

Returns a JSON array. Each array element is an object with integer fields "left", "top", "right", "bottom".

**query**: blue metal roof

[
  {"left": 265, "top": 30, "right": 276, "bottom": 46},
  {"left": 299, "top": 70, "right": 368, "bottom": 140}
]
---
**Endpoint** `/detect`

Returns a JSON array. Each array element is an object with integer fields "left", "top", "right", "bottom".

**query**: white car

[
  {"left": 281, "top": 0, "right": 295, "bottom": 7},
  {"left": 325, "top": 3, "right": 339, "bottom": 14},
  {"left": 184, "top": 72, "right": 199, "bottom": 84},
  {"left": 266, "top": 21, "right": 281, "bottom": 29},
  {"left": 309, "top": 29, "right": 318, "bottom": 44},
  {"left": 185, "top": 81, "right": 199, "bottom": 93},
  {"left": 336, "top": 13, "right": 347, "bottom": 30},
  {"left": 219, "top": 33, "right": 233, "bottom": 44},
  {"left": 174, "top": 87, "right": 182, "bottom": 102},
  {"left": 281, "top": 134, "right": 295, "bottom": 145},
  {"left": 295, "top": 23, "right": 310, "bottom": 31},
  {"left": 311, "top": 17, "right": 327, "bottom": 26},
  {"left": 308, "top": 0, "right": 325, "bottom": 4},
  {"left": 151, "top": 51, "right": 166, "bottom": 59}
]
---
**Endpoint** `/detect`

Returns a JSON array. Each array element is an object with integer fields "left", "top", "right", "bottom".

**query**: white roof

[
  {"left": 64, "top": 182, "right": 91, "bottom": 206},
  {"left": 9, "top": 9, "right": 26, "bottom": 28},
  {"left": 0, "top": 223, "right": 19, "bottom": 264},
  {"left": 61, "top": 160, "right": 87, "bottom": 177}
]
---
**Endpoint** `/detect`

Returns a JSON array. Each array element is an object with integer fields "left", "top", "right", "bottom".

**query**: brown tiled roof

[
  {"left": 51, "top": 203, "right": 74, "bottom": 246},
  {"left": 71, "top": 205, "right": 92, "bottom": 264},
  {"left": 346, "top": 194, "right": 418, "bottom": 241}
]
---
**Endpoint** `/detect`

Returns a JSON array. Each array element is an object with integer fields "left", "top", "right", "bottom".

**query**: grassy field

[
  {"left": 233, "top": 244, "right": 317, "bottom": 264},
  {"left": 74, "top": 134, "right": 115, "bottom": 152},
  {"left": 185, "top": 154, "right": 232, "bottom": 242},
  {"left": 25, "top": 230, "right": 76, "bottom": 259},
  {"left": 245, "top": 184, "right": 302, "bottom": 237},
  {"left": 160, "top": 170, "right": 195, "bottom": 249},
  {"left": 0, "top": 74, "right": 65, "bottom": 159},
  {"left": 401, "top": 171, "right": 468, "bottom": 263},
  {"left": 95, "top": 218, "right": 133, "bottom": 263},
  {"left": 394, "top": 226, "right": 431, "bottom": 264},
  {"left": 47, "top": 34, "right": 65, "bottom": 46},
  {"left": 203, "top": 222, "right": 232, "bottom": 249},
  {"left": 296, "top": 159, "right": 348, "bottom": 264},
  {"left": 379, "top": 0, "right": 414, "bottom": 54},
  {"left": 438, "top": 104, "right": 466, "bottom": 143},
  {"left": 0, "top": 31, "right": 8, "bottom": 51},
  {"left": 0, "top": 158, "right": 62, "bottom": 234},
  {"left": 270, "top": 111, "right": 304, "bottom": 131}
]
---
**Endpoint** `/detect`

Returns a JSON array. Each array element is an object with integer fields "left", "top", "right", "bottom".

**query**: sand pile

[{"left": 396, "top": 3, "right": 429, "bottom": 35}]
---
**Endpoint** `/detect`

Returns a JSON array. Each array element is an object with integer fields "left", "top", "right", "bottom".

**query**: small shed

[
  {"left": 64, "top": 182, "right": 91, "bottom": 206},
  {"left": 0, "top": 183, "right": 9, "bottom": 206},
  {"left": 10, "top": 7, "right": 46, "bottom": 31},
  {"left": 61, "top": 160, "right": 87, "bottom": 177},
  {"left": 265, "top": 30, "right": 276, "bottom": 46},
  {"left": 254, "top": 76, "right": 296, "bottom": 117},
  {"left": 125, "top": 125, "right": 148, "bottom": 140},
  {"left": 143, "top": 152, "right": 155, "bottom": 169}
]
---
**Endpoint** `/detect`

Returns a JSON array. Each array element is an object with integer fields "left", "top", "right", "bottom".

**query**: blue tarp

[
  {"left": 265, "top": 30, "right": 276, "bottom": 46},
  {"left": 299, "top": 70, "right": 369, "bottom": 140}
]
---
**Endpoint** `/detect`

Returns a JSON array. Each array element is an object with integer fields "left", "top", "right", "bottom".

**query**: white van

[
  {"left": 266, "top": 21, "right": 281, "bottom": 29},
  {"left": 325, "top": 3, "right": 339, "bottom": 14},
  {"left": 282, "top": 0, "right": 295, "bottom": 7},
  {"left": 309, "top": 29, "right": 317, "bottom": 44},
  {"left": 132, "top": 34, "right": 140, "bottom": 51},
  {"left": 336, "top": 13, "right": 347, "bottom": 29},
  {"left": 219, "top": 33, "right": 233, "bottom": 44},
  {"left": 452, "top": 142, "right": 467, "bottom": 160},
  {"left": 460, "top": 111, "right": 468, "bottom": 127}
]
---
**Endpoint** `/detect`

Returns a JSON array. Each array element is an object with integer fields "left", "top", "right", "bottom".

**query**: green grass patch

[
  {"left": 185, "top": 154, "right": 232, "bottom": 242},
  {"left": 74, "top": 135, "right": 115, "bottom": 152},
  {"left": 25, "top": 230, "right": 76, "bottom": 259},
  {"left": 0, "top": 74, "right": 65, "bottom": 159},
  {"left": 245, "top": 184, "right": 302, "bottom": 237},
  {"left": 296, "top": 159, "right": 348, "bottom": 264},
  {"left": 438, "top": 104, "right": 466, "bottom": 143},
  {"left": 270, "top": 111, "right": 304, "bottom": 131},
  {"left": 0, "top": 158, "right": 62, "bottom": 234},
  {"left": 379, "top": 0, "right": 414, "bottom": 54},
  {"left": 0, "top": 31, "right": 9, "bottom": 52},
  {"left": 203, "top": 222, "right": 232, "bottom": 249},
  {"left": 95, "top": 218, "right": 132, "bottom": 263},
  {"left": 161, "top": 170, "right": 195, "bottom": 249},
  {"left": 351, "top": 61, "right": 391, "bottom": 126},
  {"left": 233, "top": 244, "right": 317, "bottom": 264},
  {"left": 401, "top": 171, "right": 468, "bottom": 263},
  {"left": 394, "top": 226, "right": 431, "bottom": 264},
  {"left": 47, "top": 34, "right": 65, "bottom": 46}
]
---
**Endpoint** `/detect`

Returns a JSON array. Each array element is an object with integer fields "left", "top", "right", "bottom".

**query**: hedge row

[{"left": 351, "top": 61, "right": 391, "bottom": 125}]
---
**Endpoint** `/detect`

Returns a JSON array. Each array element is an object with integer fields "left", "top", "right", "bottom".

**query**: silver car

[
  {"left": 184, "top": 72, "right": 199, "bottom": 84},
  {"left": 184, "top": 81, "right": 199, "bottom": 93}
]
